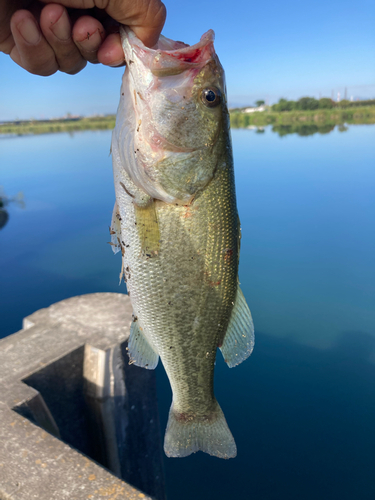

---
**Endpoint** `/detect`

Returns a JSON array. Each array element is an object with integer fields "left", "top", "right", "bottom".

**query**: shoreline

[{"left": 1, "top": 106, "right": 374, "bottom": 136}]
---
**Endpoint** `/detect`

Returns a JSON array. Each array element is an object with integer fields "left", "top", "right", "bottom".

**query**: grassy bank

[
  {"left": 0, "top": 115, "right": 116, "bottom": 136},
  {"left": 1, "top": 105, "right": 375, "bottom": 136},
  {"left": 230, "top": 106, "right": 375, "bottom": 128}
]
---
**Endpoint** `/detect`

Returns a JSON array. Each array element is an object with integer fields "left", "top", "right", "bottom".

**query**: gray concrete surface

[{"left": 0, "top": 293, "right": 165, "bottom": 500}]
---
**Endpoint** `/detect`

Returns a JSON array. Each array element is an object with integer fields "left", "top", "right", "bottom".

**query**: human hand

[{"left": 0, "top": 0, "right": 166, "bottom": 76}]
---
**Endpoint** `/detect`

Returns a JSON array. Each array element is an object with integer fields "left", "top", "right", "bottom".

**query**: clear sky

[{"left": 0, "top": 0, "right": 374, "bottom": 120}]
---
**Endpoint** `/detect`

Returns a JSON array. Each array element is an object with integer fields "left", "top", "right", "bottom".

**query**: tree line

[{"left": 271, "top": 97, "right": 375, "bottom": 112}]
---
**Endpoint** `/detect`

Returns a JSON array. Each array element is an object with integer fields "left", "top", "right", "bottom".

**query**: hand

[{"left": 0, "top": 0, "right": 166, "bottom": 76}]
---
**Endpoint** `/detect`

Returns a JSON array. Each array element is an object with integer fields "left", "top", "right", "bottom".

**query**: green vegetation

[
  {"left": 272, "top": 97, "right": 375, "bottom": 112},
  {"left": 0, "top": 115, "right": 116, "bottom": 136},
  {"left": 1, "top": 98, "right": 374, "bottom": 137},
  {"left": 230, "top": 104, "right": 375, "bottom": 132}
]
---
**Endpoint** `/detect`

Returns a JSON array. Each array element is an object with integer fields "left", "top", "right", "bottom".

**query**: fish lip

[
  {"left": 121, "top": 27, "right": 216, "bottom": 75},
  {"left": 121, "top": 26, "right": 215, "bottom": 57}
]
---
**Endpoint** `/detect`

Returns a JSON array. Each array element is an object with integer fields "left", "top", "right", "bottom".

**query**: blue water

[{"left": 1, "top": 126, "right": 374, "bottom": 499}]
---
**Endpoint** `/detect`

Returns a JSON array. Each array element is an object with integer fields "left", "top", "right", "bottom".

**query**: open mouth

[{"left": 122, "top": 28, "right": 216, "bottom": 77}]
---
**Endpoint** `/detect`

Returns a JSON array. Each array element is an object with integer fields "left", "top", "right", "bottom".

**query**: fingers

[
  {"left": 40, "top": 0, "right": 167, "bottom": 48},
  {"left": 106, "top": 0, "right": 167, "bottom": 48},
  {"left": 129, "top": 1, "right": 167, "bottom": 48},
  {"left": 71, "top": 15, "right": 106, "bottom": 64},
  {"left": 6, "top": 0, "right": 167, "bottom": 76},
  {"left": 10, "top": 9, "right": 59, "bottom": 76},
  {"left": 97, "top": 33, "right": 124, "bottom": 67},
  {"left": 39, "top": 3, "right": 87, "bottom": 74},
  {"left": 9, "top": 6, "right": 105, "bottom": 75}
]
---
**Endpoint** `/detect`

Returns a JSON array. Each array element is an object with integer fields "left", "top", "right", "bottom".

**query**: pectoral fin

[
  {"left": 110, "top": 201, "right": 122, "bottom": 255},
  {"left": 220, "top": 286, "right": 254, "bottom": 368},
  {"left": 134, "top": 199, "right": 160, "bottom": 257},
  {"left": 128, "top": 319, "right": 159, "bottom": 369}
]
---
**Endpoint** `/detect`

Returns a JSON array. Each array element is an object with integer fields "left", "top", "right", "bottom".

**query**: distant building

[{"left": 243, "top": 105, "right": 266, "bottom": 113}]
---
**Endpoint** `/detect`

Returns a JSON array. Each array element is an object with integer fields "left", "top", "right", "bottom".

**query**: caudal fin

[{"left": 164, "top": 400, "right": 237, "bottom": 459}]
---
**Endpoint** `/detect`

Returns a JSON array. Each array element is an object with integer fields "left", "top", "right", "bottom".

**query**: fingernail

[
  {"left": 50, "top": 13, "right": 71, "bottom": 41},
  {"left": 18, "top": 17, "right": 41, "bottom": 45}
]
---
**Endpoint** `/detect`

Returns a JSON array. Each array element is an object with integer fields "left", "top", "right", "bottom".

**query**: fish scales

[{"left": 111, "top": 27, "right": 254, "bottom": 459}]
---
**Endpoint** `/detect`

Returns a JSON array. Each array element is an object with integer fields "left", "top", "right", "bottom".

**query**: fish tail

[{"left": 164, "top": 400, "right": 237, "bottom": 459}]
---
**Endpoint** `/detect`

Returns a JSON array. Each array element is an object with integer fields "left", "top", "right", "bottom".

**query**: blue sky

[{"left": 0, "top": 0, "right": 374, "bottom": 120}]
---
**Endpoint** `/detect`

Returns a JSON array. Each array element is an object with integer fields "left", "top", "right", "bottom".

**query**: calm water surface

[{"left": 1, "top": 126, "right": 374, "bottom": 499}]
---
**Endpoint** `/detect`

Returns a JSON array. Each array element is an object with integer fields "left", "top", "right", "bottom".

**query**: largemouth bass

[{"left": 111, "top": 27, "right": 254, "bottom": 459}]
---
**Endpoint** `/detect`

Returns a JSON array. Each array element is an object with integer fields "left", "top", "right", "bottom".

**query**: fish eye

[{"left": 201, "top": 87, "right": 222, "bottom": 108}]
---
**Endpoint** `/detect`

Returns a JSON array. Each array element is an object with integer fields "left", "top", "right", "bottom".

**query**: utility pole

[{"left": 344, "top": 87, "right": 347, "bottom": 100}]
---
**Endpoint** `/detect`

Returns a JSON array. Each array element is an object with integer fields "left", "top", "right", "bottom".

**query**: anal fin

[
  {"left": 220, "top": 286, "right": 254, "bottom": 368},
  {"left": 128, "top": 319, "right": 159, "bottom": 369}
]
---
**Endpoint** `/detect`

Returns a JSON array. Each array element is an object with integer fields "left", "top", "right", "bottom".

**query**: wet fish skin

[{"left": 111, "top": 27, "right": 254, "bottom": 459}]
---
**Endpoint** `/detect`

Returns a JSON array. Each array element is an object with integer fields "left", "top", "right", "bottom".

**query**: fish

[{"left": 110, "top": 27, "right": 254, "bottom": 459}]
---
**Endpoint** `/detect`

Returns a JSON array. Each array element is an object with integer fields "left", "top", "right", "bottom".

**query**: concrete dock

[{"left": 0, "top": 293, "right": 165, "bottom": 500}]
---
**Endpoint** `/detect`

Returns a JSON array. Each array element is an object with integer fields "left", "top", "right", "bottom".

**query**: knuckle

[
  {"left": 63, "top": 59, "right": 87, "bottom": 75},
  {"left": 26, "top": 57, "right": 58, "bottom": 76}
]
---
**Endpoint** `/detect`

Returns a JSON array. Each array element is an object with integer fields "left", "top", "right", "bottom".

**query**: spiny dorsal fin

[
  {"left": 220, "top": 286, "right": 254, "bottom": 368},
  {"left": 128, "top": 318, "right": 159, "bottom": 369}
]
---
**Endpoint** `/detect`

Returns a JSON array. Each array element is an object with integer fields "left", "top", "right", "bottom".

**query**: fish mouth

[{"left": 121, "top": 27, "right": 216, "bottom": 77}]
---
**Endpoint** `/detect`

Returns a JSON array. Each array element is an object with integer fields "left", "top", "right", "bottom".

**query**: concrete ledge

[{"left": 0, "top": 293, "right": 165, "bottom": 500}]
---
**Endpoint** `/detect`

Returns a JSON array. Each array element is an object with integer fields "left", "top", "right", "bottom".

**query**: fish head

[{"left": 115, "top": 28, "right": 230, "bottom": 204}]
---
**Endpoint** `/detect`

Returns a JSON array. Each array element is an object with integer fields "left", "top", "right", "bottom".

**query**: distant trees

[
  {"left": 272, "top": 97, "right": 337, "bottom": 111},
  {"left": 318, "top": 98, "right": 334, "bottom": 109},
  {"left": 255, "top": 100, "right": 265, "bottom": 107},
  {"left": 272, "top": 98, "right": 297, "bottom": 111},
  {"left": 298, "top": 97, "right": 319, "bottom": 110}
]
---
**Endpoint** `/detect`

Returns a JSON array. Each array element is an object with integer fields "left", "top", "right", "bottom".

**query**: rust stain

[{"left": 88, "top": 474, "right": 96, "bottom": 481}]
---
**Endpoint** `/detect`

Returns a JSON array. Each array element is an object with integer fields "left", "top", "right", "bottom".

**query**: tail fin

[{"left": 164, "top": 400, "right": 237, "bottom": 459}]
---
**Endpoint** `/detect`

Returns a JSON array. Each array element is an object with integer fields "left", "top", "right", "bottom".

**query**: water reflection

[
  {"left": 239, "top": 123, "right": 350, "bottom": 136},
  {"left": 272, "top": 123, "right": 336, "bottom": 136},
  {"left": 0, "top": 209, "right": 9, "bottom": 230},
  {"left": 0, "top": 187, "right": 25, "bottom": 230}
]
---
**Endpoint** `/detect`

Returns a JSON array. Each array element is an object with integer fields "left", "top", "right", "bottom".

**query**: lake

[{"left": 1, "top": 125, "right": 374, "bottom": 499}]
